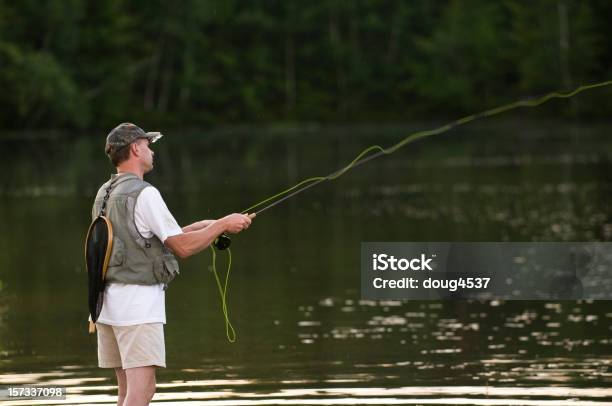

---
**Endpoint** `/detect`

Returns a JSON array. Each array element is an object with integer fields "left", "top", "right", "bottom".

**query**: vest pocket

[
  {"left": 152, "top": 250, "right": 180, "bottom": 285},
  {"left": 108, "top": 237, "right": 125, "bottom": 267}
]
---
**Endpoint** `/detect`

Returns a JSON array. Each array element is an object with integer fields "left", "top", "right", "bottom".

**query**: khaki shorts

[{"left": 97, "top": 323, "right": 166, "bottom": 369}]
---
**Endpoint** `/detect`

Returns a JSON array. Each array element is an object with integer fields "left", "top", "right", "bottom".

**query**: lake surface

[{"left": 0, "top": 119, "right": 611, "bottom": 404}]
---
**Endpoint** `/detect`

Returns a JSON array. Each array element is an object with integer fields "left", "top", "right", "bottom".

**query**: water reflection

[
  {"left": 1, "top": 380, "right": 612, "bottom": 405},
  {"left": 294, "top": 298, "right": 612, "bottom": 387},
  {"left": 1, "top": 122, "right": 611, "bottom": 404}
]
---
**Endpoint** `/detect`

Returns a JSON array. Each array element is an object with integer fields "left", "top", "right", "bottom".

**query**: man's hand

[{"left": 222, "top": 213, "right": 254, "bottom": 234}]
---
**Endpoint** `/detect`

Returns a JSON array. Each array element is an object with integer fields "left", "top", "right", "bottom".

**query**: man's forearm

[
  {"left": 182, "top": 219, "right": 215, "bottom": 233},
  {"left": 168, "top": 219, "right": 228, "bottom": 258}
]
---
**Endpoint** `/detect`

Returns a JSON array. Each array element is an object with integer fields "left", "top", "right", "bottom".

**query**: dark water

[{"left": 0, "top": 119, "right": 611, "bottom": 405}]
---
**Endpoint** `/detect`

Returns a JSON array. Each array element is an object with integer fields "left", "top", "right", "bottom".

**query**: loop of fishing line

[{"left": 210, "top": 246, "right": 236, "bottom": 342}]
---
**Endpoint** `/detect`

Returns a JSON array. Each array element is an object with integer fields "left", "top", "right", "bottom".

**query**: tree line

[{"left": 1, "top": 0, "right": 610, "bottom": 131}]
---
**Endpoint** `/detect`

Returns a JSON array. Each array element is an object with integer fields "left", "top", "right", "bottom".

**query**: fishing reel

[{"left": 214, "top": 233, "right": 232, "bottom": 250}]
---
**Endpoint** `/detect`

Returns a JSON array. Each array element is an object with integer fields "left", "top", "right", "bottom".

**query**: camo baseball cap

[{"left": 105, "top": 123, "right": 163, "bottom": 154}]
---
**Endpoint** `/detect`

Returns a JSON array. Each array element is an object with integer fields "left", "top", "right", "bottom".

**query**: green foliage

[
  {"left": 0, "top": 0, "right": 609, "bottom": 130},
  {"left": 0, "top": 44, "right": 87, "bottom": 127},
  {"left": 409, "top": 1, "right": 513, "bottom": 112}
]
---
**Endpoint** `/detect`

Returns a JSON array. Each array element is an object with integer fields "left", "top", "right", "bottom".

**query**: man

[{"left": 92, "top": 123, "right": 252, "bottom": 406}]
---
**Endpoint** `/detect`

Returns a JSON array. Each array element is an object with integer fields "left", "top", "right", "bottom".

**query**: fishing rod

[{"left": 210, "top": 79, "right": 612, "bottom": 342}]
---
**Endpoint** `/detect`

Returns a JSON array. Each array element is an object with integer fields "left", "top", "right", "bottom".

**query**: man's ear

[{"left": 130, "top": 142, "right": 140, "bottom": 157}]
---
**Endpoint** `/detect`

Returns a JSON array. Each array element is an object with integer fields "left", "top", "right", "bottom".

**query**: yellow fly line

[{"left": 241, "top": 79, "right": 612, "bottom": 215}]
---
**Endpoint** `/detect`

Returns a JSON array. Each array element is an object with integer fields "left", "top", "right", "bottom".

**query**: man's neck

[{"left": 116, "top": 163, "right": 144, "bottom": 180}]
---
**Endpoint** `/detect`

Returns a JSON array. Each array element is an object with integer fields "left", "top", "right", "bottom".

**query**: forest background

[{"left": 1, "top": 0, "right": 611, "bottom": 132}]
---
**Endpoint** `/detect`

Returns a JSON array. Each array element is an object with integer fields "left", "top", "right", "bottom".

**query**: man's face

[{"left": 135, "top": 138, "right": 154, "bottom": 173}]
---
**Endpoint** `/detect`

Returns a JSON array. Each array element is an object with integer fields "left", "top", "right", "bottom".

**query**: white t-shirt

[{"left": 96, "top": 186, "right": 183, "bottom": 326}]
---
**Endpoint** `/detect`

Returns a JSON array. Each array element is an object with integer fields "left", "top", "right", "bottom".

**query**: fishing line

[
  {"left": 209, "top": 246, "right": 236, "bottom": 342},
  {"left": 241, "top": 79, "right": 612, "bottom": 215},
  {"left": 211, "top": 79, "right": 612, "bottom": 342}
]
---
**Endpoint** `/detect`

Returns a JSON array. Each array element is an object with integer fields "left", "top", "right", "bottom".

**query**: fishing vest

[{"left": 91, "top": 172, "right": 180, "bottom": 286}]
